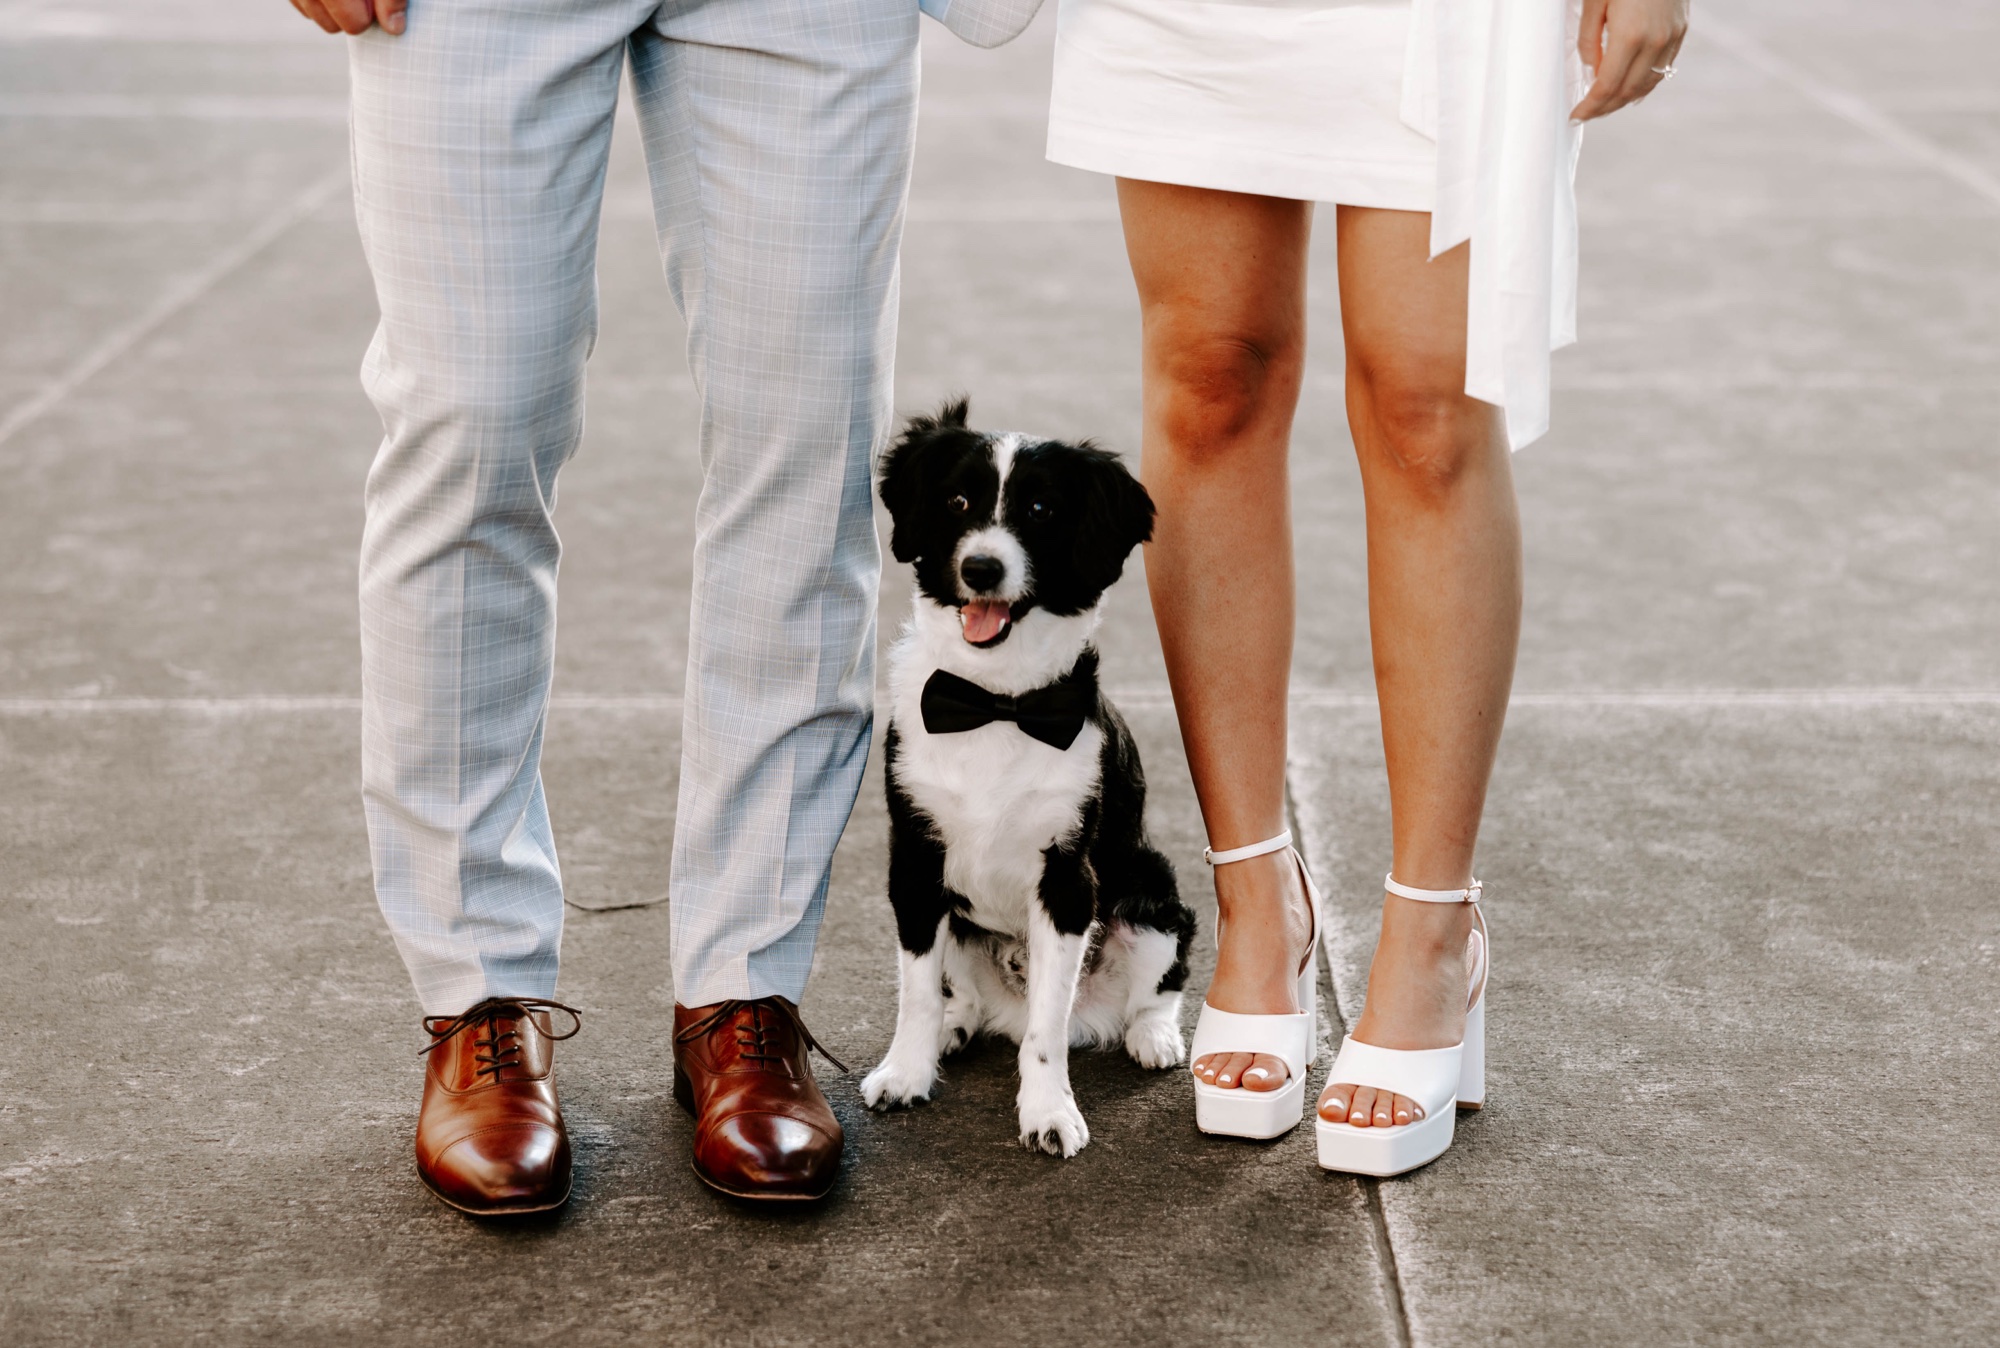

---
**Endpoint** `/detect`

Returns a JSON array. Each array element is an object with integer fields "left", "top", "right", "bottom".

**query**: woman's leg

[
  {"left": 1317, "top": 205, "right": 1520, "bottom": 1130},
  {"left": 1117, "top": 178, "right": 1315, "bottom": 1095}
]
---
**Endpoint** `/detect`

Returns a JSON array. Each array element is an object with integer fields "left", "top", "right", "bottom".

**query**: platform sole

[
  {"left": 1194, "top": 1070, "right": 1307, "bottom": 1140},
  {"left": 1314, "top": 1102, "right": 1457, "bottom": 1177}
]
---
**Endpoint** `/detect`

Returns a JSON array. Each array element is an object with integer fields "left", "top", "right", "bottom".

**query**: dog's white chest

[
  {"left": 886, "top": 603, "right": 1111, "bottom": 936},
  {"left": 896, "top": 714, "right": 1103, "bottom": 933}
]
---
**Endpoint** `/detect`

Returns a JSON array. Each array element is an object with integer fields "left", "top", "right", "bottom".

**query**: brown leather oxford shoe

[
  {"left": 673, "top": 997, "right": 846, "bottom": 1202},
  {"left": 416, "top": 997, "right": 581, "bottom": 1216}
]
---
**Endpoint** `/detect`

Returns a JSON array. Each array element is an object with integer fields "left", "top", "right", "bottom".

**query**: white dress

[
  {"left": 1046, "top": 0, "right": 1589, "bottom": 450},
  {"left": 1048, "top": 0, "right": 1438, "bottom": 212}
]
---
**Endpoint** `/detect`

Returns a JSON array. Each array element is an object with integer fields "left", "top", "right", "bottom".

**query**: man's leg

[
  {"left": 352, "top": 1, "right": 646, "bottom": 1015},
  {"left": 349, "top": 0, "right": 651, "bottom": 1213},
  {"left": 629, "top": 0, "right": 918, "bottom": 1200},
  {"left": 631, "top": 0, "right": 919, "bottom": 1007}
]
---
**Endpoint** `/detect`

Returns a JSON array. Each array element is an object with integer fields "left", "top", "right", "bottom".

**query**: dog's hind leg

[
  {"left": 1119, "top": 925, "right": 1188, "bottom": 1069},
  {"left": 861, "top": 913, "right": 952, "bottom": 1109},
  {"left": 937, "top": 933, "right": 984, "bottom": 1057},
  {"left": 1099, "top": 840, "right": 1195, "bottom": 1069}
]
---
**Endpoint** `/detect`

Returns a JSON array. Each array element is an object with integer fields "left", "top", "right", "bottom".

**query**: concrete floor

[{"left": 4, "top": 2, "right": 1998, "bottom": 1344}]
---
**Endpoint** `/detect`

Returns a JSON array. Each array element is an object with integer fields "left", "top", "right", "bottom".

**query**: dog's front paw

[
  {"left": 1017, "top": 1089, "right": 1090, "bottom": 1158},
  {"left": 1123, "top": 1014, "right": 1186, "bottom": 1070},
  {"left": 860, "top": 1056, "right": 938, "bottom": 1110}
]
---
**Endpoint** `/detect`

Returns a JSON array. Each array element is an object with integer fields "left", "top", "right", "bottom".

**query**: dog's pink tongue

[{"left": 960, "top": 599, "right": 1010, "bottom": 644}]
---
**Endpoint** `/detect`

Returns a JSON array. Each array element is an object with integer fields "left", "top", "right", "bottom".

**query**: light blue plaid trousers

[{"left": 350, "top": 0, "right": 924, "bottom": 1016}]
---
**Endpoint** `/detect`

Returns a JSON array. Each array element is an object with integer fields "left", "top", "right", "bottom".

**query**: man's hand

[
  {"left": 289, "top": 0, "right": 406, "bottom": 36},
  {"left": 1572, "top": 0, "right": 1689, "bottom": 122}
]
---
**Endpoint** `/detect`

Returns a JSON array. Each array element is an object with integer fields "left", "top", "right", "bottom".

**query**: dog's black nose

[{"left": 959, "top": 554, "right": 1006, "bottom": 593}]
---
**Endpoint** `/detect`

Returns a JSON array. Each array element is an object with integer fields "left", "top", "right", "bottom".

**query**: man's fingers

[
  {"left": 379, "top": 0, "right": 408, "bottom": 36},
  {"left": 323, "top": 0, "right": 379, "bottom": 35},
  {"left": 289, "top": 0, "right": 343, "bottom": 34},
  {"left": 286, "top": 0, "right": 391, "bottom": 39}
]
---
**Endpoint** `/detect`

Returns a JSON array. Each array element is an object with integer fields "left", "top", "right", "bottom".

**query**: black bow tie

[{"left": 920, "top": 667, "right": 1098, "bottom": 751}]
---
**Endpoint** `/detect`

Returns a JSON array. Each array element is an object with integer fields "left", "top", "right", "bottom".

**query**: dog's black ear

[
  {"left": 1076, "top": 443, "right": 1156, "bottom": 590},
  {"left": 1086, "top": 445, "right": 1156, "bottom": 553},
  {"left": 880, "top": 397, "right": 975, "bottom": 563}
]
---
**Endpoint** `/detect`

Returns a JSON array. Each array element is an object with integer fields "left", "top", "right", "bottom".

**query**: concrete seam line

[
  {"left": 0, "top": 696, "right": 366, "bottom": 714},
  {"left": 1700, "top": 14, "right": 2000, "bottom": 212},
  {"left": 0, "top": 94, "right": 350, "bottom": 121},
  {"left": 1360, "top": 1183, "right": 1416, "bottom": 1348},
  {"left": 0, "top": 166, "right": 350, "bottom": 450},
  {"left": 7, "top": 687, "right": 2000, "bottom": 715},
  {"left": 1250, "top": 688, "right": 2000, "bottom": 709},
  {"left": 1288, "top": 792, "right": 1414, "bottom": 1348},
  {"left": 906, "top": 200, "right": 1121, "bottom": 223},
  {"left": 0, "top": 692, "right": 688, "bottom": 712},
  {"left": 600, "top": 199, "right": 1122, "bottom": 225}
]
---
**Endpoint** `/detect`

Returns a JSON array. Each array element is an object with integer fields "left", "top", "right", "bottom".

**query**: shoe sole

[
  {"left": 418, "top": 1169, "right": 572, "bottom": 1217},
  {"left": 689, "top": 1160, "right": 835, "bottom": 1203}
]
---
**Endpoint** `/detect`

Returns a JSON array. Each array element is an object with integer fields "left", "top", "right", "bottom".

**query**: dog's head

[{"left": 879, "top": 398, "right": 1155, "bottom": 649}]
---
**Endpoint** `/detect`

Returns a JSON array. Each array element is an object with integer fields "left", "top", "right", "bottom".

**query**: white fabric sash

[{"left": 1402, "top": 0, "right": 1588, "bottom": 450}]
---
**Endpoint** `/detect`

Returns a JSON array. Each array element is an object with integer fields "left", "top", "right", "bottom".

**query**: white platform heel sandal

[
  {"left": 1315, "top": 872, "right": 1488, "bottom": 1177},
  {"left": 1188, "top": 829, "right": 1319, "bottom": 1140}
]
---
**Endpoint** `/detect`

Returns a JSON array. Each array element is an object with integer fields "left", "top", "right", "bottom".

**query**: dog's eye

[
  {"left": 1028, "top": 500, "right": 1053, "bottom": 522},
  {"left": 947, "top": 494, "right": 970, "bottom": 514}
]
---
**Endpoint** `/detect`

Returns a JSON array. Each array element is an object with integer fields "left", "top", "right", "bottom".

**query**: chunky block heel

[
  {"left": 1456, "top": 997, "right": 1485, "bottom": 1110},
  {"left": 1316, "top": 872, "right": 1488, "bottom": 1177}
]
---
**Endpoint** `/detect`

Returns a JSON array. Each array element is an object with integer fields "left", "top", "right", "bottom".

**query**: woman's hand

[{"left": 1571, "top": 0, "right": 1689, "bottom": 122}]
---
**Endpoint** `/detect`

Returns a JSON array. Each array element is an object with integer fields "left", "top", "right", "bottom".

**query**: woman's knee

[
  {"left": 1348, "top": 358, "right": 1492, "bottom": 501},
  {"left": 1149, "top": 324, "right": 1303, "bottom": 463}
]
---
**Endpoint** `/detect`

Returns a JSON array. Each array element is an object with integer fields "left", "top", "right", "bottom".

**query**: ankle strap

[
  {"left": 1384, "top": 872, "right": 1483, "bottom": 904},
  {"left": 1204, "top": 829, "right": 1293, "bottom": 866}
]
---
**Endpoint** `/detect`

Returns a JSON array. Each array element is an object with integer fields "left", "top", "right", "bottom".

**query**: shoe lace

[
  {"left": 674, "top": 997, "right": 848, "bottom": 1073},
  {"left": 421, "top": 997, "right": 583, "bottom": 1083}
]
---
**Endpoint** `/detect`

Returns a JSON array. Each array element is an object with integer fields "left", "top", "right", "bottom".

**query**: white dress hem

[{"left": 1047, "top": 125, "right": 1436, "bottom": 213}]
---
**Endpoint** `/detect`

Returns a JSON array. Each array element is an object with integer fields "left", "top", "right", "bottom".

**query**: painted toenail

[
  {"left": 1219, "top": 1074, "right": 1232, "bottom": 1084},
  {"left": 1245, "top": 1068, "right": 1268, "bottom": 1081},
  {"left": 1351, "top": 1111, "right": 1365, "bottom": 1122}
]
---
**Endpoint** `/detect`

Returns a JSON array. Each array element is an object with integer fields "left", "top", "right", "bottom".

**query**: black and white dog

[{"left": 859, "top": 399, "right": 1197, "bottom": 1157}]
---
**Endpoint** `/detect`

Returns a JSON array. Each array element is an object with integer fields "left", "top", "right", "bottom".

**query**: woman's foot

[
  {"left": 1317, "top": 893, "right": 1477, "bottom": 1128},
  {"left": 1191, "top": 848, "right": 1316, "bottom": 1094}
]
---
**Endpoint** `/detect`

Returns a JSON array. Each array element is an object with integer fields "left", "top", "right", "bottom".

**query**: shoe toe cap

[
  {"left": 425, "top": 1124, "right": 571, "bottom": 1212},
  {"left": 701, "top": 1112, "right": 841, "bottom": 1196}
]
